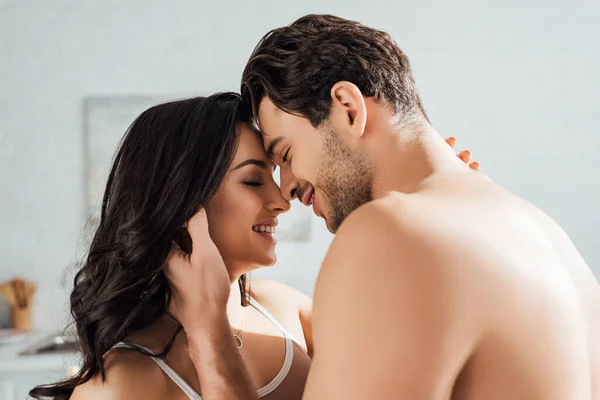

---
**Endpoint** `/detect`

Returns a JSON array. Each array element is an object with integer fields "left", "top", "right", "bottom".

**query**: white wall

[{"left": 0, "top": 0, "right": 598, "bottom": 331}]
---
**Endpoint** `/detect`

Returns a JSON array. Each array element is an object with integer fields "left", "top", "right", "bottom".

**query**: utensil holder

[{"left": 11, "top": 305, "right": 31, "bottom": 331}]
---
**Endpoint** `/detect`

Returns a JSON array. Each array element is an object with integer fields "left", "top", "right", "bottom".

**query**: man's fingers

[
  {"left": 458, "top": 149, "right": 471, "bottom": 163},
  {"left": 167, "top": 240, "right": 186, "bottom": 263},
  {"left": 186, "top": 208, "right": 212, "bottom": 248},
  {"left": 469, "top": 161, "right": 480, "bottom": 171},
  {"left": 187, "top": 208, "right": 209, "bottom": 229},
  {"left": 165, "top": 241, "right": 189, "bottom": 277},
  {"left": 445, "top": 137, "right": 456, "bottom": 149}
]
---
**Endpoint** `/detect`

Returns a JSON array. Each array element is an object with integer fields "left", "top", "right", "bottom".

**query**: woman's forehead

[{"left": 233, "top": 123, "right": 269, "bottom": 163}]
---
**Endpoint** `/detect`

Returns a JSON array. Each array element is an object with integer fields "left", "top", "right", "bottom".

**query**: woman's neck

[{"left": 226, "top": 277, "right": 246, "bottom": 329}]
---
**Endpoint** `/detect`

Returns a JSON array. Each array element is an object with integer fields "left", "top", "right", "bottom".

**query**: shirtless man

[{"left": 167, "top": 14, "right": 600, "bottom": 399}]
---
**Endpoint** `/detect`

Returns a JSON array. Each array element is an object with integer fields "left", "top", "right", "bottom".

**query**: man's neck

[{"left": 366, "top": 122, "right": 464, "bottom": 199}]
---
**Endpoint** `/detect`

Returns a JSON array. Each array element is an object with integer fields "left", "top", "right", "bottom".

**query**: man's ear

[{"left": 328, "top": 81, "right": 367, "bottom": 144}]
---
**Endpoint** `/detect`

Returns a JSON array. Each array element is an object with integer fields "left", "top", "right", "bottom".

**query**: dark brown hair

[
  {"left": 241, "top": 14, "right": 429, "bottom": 127},
  {"left": 30, "top": 93, "right": 251, "bottom": 399}
]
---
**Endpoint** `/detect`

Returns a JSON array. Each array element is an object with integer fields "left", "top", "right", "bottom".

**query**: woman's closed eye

[
  {"left": 282, "top": 147, "right": 290, "bottom": 163},
  {"left": 243, "top": 180, "right": 264, "bottom": 187}
]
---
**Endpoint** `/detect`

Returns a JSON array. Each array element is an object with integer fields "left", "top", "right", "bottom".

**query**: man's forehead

[
  {"left": 258, "top": 123, "right": 278, "bottom": 151},
  {"left": 257, "top": 97, "right": 280, "bottom": 131},
  {"left": 264, "top": 135, "right": 284, "bottom": 159},
  {"left": 256, "top": 113, "right": 280, "bottom": 156}
]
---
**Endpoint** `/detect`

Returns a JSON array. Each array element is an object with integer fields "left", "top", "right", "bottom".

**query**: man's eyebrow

[
  {"left": 266, "top": 136, "right": 285, "bottom": 160},
  {"left": 232, "top": 159, "right": 269, "bottom": 171}
]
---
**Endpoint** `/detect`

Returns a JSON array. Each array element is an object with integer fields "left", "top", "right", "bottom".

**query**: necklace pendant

[{"left": 233, "top": 334, "right": 243, "bottom": 349}]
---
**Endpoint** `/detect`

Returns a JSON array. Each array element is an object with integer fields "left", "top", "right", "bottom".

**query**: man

[{"left": 168, "top": 14, "right": 599, "bottom": 399}]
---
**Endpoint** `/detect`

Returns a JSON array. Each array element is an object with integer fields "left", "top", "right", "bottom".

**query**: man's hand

[
  {"left": 165, "top": 209, "right": 230, "bottom": 330},
  {"left": 445, "top": 136, "right": 480, "bottom": 171},
  {"left": 165, "top": 209, "right": 258, "bottom": 399}
]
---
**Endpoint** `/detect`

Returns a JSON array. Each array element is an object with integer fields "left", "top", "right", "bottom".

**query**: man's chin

[
  {"left": 324, "top": 207, "right": 358, "bottom": 234},
  {"left": 324, "top": 216, "right": 339, "bottom": 234}
]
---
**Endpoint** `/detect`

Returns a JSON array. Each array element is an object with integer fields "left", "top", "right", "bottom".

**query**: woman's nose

[{"left": 268, "top": 193, "right": 291, "bottom": 214}]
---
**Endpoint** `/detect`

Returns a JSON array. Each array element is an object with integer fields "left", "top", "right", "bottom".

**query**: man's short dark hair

[{"left": 241, "top": 14, "right": 429, "bottom": 127}]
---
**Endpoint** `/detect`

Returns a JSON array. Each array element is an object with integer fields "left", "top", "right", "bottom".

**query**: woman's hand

[
  {"left": 445, "top": 137, "right": 480, "bottom": 171},
  {"left": 165, "top": 209, "right": 230, "bottom": 330}
]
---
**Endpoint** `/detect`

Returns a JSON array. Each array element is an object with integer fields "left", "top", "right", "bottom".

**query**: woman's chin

[{"left": 256, "top": 252, "right": 277, "bottom": 268}]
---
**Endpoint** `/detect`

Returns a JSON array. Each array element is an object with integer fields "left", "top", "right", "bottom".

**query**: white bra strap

[
  {"left": 246, "top": 297, "right": 299, "bottom": 397},
  {"left": 111, "top": 342, "right": 202, "bottom": 400},
  {"left": 246, "top": 296, "right": 298, "bottom": 341},
  {"left": 256, "top": 335, "right": 293, "bottom": 397},
  {"left": 111, "top": 298, "right": 302, "bottom": 400}
]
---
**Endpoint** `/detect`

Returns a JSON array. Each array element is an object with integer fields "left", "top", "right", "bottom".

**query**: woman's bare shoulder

[
  {"left": 249, "top": 279, "right": 313, "bottom": 355},
  {"left": 250, "top": 279, "right": 312, "bottom": 313},
  {"left": 71, "top": 347, "right": 167, "bottom": 400}
]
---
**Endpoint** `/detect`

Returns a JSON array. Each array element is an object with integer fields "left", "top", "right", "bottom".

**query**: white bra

[{"left": 112, "top": 296, "right": 301, "bottom": 399}]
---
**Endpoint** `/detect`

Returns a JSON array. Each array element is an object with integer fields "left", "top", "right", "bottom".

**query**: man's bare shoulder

[
  {"left": 318, "top": 194, "right": 462, "bottom": 294},
  {"left": 327, "top": 193, "right": 455, "bottom": 263},
  {"left": 337, "top": 192, "right": 442, "bottom": 234},
  {"left": 315, "top": 193, "right": 491, "bottom": 322},
  {"left": 307, "top": 195, "right": 482, "bottom": 398},
  {"left": 71, "top": 347, "right": 167, "bottom": 400}
]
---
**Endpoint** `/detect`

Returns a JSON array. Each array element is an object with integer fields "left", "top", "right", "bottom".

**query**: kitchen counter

[
  {"left": 0, "top": 332, "right": 80, "bottom": 373},
  {"left": 0, "top": 332, "right": 81, "bottom": 399}
]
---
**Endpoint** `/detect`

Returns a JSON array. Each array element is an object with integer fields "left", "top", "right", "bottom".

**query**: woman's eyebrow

[{"left": 232, "top": 159, "right": 269, "bottom": 171}]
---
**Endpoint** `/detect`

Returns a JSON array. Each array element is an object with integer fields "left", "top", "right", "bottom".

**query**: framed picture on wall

[{"left": 83, "top": 96, "right": 164, "bottom": 236}]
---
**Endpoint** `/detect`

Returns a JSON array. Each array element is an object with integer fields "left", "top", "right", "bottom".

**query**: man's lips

[
  {"left": 299, "top": 186, "right": 314, "bottom": 206},
  {"left": 311, "top": 191, "right": 320, "bottom": 217},
  {"left": 298, "top": 186, "right": 321, "bottom": 217}
]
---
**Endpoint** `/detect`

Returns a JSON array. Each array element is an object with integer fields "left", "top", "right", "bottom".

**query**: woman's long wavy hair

[{"left": 30, "top": 92, "right": 251, "bottom": 399}]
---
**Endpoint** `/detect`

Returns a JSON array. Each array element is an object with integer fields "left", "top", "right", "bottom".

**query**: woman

[{"left": 31, "top": 93, "right": 477, "bottom": 399}]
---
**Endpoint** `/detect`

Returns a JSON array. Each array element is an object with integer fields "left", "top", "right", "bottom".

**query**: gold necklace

[
  {"left": 233, "top": 319, "right": 244, "bottom": 349},
  {"left": 165, "top": 312, "right": 245, "bottom": 349}
]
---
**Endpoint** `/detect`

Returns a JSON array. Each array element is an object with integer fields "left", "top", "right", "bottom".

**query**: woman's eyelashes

[
  {"left": 282, "top": 147, "right": 290, "bottom": 163},
  {"left": 243, "top": 181, "right": 264, "bottom": 187},
  {"left": 242, "top": 175, "right": 264, "bottom": 187}
]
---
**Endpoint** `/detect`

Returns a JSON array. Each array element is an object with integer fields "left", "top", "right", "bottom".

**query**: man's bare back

[{"left": 306, "top": 170, "right": 599, "bottom": 399}]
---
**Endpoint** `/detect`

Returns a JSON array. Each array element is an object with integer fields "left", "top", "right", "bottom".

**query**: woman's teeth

[{"left": 252, "top": 225, "right": 275, "bottom": 234}]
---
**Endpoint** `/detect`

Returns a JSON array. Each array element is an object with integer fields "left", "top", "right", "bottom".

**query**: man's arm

[
  {"left": 166, "top": 210, "right": 259, "bottom": 400},
  {"left": 185, "top": 315, "right": 259, "bottom": 400},
  {"left": 302, "top": 201, "right": 479, "bottom": 399}
]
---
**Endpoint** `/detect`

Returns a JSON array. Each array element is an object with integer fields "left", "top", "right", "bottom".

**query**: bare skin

[{"left": 173, "top": 86, "right": 599, "bottom": 400}]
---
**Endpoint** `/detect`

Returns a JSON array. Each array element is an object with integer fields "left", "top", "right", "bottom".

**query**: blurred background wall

[{"left": 0, "top": 0, "right": 598, "bottom": 335}]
